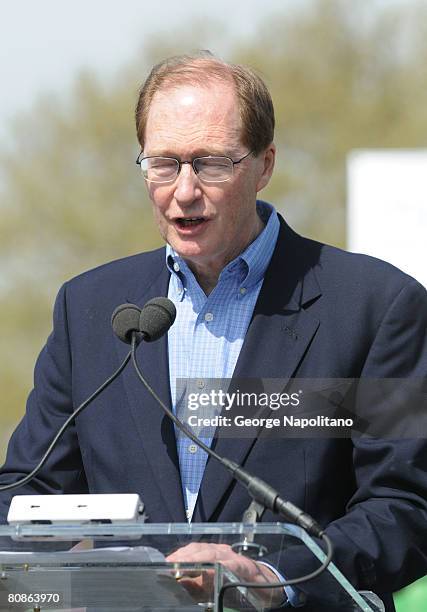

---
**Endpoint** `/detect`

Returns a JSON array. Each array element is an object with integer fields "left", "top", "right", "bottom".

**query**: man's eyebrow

[
  {"left": 191, "top": 147, "right": 236, "bottom": 157},
  {"left": 144, "top": 148, "right": 236, "bottom": 158},
  {"left": 142, "top": 150, "right": 175, "bottom": 158}
]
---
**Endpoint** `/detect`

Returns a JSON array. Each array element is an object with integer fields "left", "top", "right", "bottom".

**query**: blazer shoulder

[
  {"left": 318, "top": 241, "right": 424, "bottom": 293},
  {"left": 279, "top": 215, "right": 424, "bottom": 296},
  {"left": 63, "top": 247, "right": 166, "bottom": 294}
]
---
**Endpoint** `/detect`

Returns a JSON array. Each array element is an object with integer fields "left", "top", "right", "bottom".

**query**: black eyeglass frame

[{"left": 135, "top": 150, "right": 254, "bottom": 183}]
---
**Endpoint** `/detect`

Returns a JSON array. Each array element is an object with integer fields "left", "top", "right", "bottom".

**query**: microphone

[
  {"left": 111, "top": 303, "right": 142, "bottom": 344},
  {"left": 139, "top": 297, "right": 176, "bottom": 342},
  {"left": 111, "top": 298, "right": 176, "bottom": 344},
  {"left": 0, "top": 299, "right": 172, "bottom": 493}
]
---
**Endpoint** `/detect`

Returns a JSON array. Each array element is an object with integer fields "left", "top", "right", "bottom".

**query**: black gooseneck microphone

[
  {"left": 140, "top": 299, "right": 325, "bottom": 533},
  {"left": 0, "top": 298, "right": 175, "bottom": 493},
  {"left": 127, "top": 319, "right": 323, "bottom": 537}
]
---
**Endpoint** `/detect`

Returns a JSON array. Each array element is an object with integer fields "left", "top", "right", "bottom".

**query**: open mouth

[{"left": 176, "top": 217, "right": 206, "bottom": 228}]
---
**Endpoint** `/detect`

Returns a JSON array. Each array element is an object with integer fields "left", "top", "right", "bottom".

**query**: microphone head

[
  {"left": 139, "top": 297, "right": 176, "bottom": 342},
  {"left": 111, "top": 303, "right": 142, "bottom": 344}
]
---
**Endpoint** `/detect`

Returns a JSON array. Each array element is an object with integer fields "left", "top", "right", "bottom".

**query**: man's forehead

[
  {"left": 148, "top": 81, "right": 238, "bottom": 116},
  {"left": 144, "top": 82, "right": 243, "bottom": 151}
]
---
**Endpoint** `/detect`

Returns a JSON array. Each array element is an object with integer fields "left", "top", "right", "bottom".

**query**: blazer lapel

[
  {"left": 114, "top": 250, "right": 187, "bottom": 523},
  {"left": 194, "top": 219, "right": 322, "bottom": 522}
]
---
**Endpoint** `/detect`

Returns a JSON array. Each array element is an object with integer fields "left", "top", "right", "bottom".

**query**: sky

[
  {"left": 0, "top": 0, "right": 301, "bottom": 138},
  {"left": 0, "top": 0, "right": 411, "bottom": 141}
]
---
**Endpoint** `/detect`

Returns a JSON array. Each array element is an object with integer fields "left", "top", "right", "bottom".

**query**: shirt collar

[
  {"left": 237, "top": 200, "right": 279, "bottom": 288},
  {"left": 166, "top": 200, "right": 280, "bottom": 291}
]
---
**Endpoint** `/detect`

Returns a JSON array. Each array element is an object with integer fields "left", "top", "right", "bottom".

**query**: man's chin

[{"left": 168, "top": 238, "right": 208, "bottom": 259}]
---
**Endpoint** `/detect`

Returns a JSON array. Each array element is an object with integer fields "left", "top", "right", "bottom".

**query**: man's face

[{"left": 143, "top": 80, "right": 274, "bottom": 276}]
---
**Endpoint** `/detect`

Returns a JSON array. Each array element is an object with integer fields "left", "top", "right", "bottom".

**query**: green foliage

[{"left": 395, "top": 575, "right": 427, "bottom": 611}]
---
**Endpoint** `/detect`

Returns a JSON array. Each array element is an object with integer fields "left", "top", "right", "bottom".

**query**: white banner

[{"left": 347, "top": 150, "right": 427, "bottom": 288}]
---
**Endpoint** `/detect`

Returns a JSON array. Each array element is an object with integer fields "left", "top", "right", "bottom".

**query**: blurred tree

[
  {"left": 1, "top": 0, "right": 426, "bottom": 604},
  {"left": 2, "top": 0, "right": 427, "bottom": 452},
  {"left": 0, "top": 68, "right": 158, "bottom": 446}
]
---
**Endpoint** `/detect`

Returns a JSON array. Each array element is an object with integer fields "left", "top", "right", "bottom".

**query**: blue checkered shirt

[{"left": 166, "top": 200, "right": 279, "bottom": 519}]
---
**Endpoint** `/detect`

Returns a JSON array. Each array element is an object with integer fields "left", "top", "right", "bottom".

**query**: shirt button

[
  {"left": 186, "top": 509, "right": 192, "bottom": 520},
  {"left": 189, "top": 444, "right": 198, "bottom": 453},
  {"left": 205, "top": 312, "right": 214, "bottom": 322},
  {"left": 239, "top": 287, "right": 247, "bottom": 295},
  {"left": 173, "top": 262, "right": 180, "bottom": 272},
  {"left": 196, "top": 379, "right": 205, "bottom": 389}
]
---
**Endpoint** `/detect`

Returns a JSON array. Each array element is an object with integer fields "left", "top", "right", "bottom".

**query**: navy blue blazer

[{"left": 1, "top": 217, "right": 426, "bottom": 610}]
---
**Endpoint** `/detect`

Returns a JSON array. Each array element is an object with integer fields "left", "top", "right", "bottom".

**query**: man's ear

[{"left": 256, "top": 143, "right": 276, "bottom": 193}]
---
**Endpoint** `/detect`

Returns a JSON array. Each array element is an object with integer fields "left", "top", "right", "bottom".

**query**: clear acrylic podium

[{"left": 0, "top": 522, "right": 384, "bottom": 611}]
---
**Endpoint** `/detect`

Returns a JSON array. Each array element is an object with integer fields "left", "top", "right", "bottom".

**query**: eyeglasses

[{"left": 135, "top": 150, "right": 253, "bottom": 183}]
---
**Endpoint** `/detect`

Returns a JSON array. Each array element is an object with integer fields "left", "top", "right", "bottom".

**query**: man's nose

[{"left": 173, "top": 163, "right": 202, "bottom": 204}]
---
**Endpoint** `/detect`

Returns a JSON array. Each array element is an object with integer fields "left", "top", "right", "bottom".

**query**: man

[{"left": 1, "top": 52, "right": 426, "bottom": 610}]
